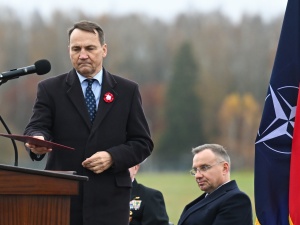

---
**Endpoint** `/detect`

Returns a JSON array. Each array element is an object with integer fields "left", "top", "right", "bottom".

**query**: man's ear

[
  {"left": 223, "top": 162, "right": 230, "bottom": 174},
  {"left": 135, "top": 164, "right": 140, "bottom": 173},
  {"left": 102, "top": 44, "right": 108, "bottom": 58}
]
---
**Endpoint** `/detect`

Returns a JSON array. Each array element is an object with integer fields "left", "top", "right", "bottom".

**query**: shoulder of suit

[
  {"left": 105, "top": 70, "right": 139, "bottom": 87},
  {"left": 220, "top": 180, "right": 250, "bottom": 198}
]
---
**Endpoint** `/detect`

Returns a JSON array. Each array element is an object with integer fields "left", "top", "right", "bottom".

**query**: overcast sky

[{"left": 0, "top": 0, "right": 288, "bottom": 23}]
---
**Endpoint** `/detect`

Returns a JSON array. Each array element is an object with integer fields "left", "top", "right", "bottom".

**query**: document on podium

[{"left": 0, "top": 133, "right": 75, "bottom": 151}]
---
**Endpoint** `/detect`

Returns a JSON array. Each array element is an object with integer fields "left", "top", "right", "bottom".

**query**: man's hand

[
  {"left": 25, "top": 136, "right": 52, "bottom": 155},
  {"left": 82, "top": 151, "right": 113, "bottom": 174}
]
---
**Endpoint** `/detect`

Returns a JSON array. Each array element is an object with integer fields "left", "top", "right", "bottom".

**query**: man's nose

[
  {"left": 195, "top": 170, "right": 204, "bottom": 178},
  {"left": 79, "top": 50, "right": 88, "bottom": 59}
]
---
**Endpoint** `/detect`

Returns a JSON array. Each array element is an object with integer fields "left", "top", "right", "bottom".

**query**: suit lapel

[
  {"left": 65, "top": 69, "right": 91, "bottom": 128},
  {"left": 91, "top": 69, "right": 117, "bottom": 133},
  {"left": 131, "top": 179, "right": 140, "bottom": 199},
  {"left": 130, "top": 180, "right": 143, "bottom": 215},
  {"left": 178, "top": 194, "right": 206, "bottom": 224}
]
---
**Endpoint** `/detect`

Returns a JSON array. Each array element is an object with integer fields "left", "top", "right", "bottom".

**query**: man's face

[
  {"left": 69, "top": 28, "right": 107, "bottom": 78},
  {"left": 192, "top": 149, "right": 227, "bottom": 194}
]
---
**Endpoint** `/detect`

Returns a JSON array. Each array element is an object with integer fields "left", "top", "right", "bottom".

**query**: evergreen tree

[{"left": 157, "top": 42, "right": 206, "bottom": 170}]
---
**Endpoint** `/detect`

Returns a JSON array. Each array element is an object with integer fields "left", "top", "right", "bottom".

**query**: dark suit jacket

[
  {"left": 24, "top": 68, "right": 153, "bottom": 225},
  {"left": 130, "top": 179, "right": 169, "bottom": 225},
  {"left": 177, "top": 180, "right": 253, "bottom": 225}
]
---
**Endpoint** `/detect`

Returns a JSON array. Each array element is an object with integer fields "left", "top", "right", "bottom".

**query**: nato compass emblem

[{"left": 255, "top": 85, "right": 298, "bottom": 154}]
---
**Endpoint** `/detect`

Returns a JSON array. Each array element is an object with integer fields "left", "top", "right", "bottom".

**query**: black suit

[
  {"left": 24, "top": 68, "right": 153, "bottom": 225},
  {"left": 178, "top": 180, "right": 253, "bottom": 225},
  {"left": 130, "top": 179, "right": 169, "bottom": 225}
]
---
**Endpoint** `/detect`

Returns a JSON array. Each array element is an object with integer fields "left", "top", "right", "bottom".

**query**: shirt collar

[
  {"left": 77, "top": 69, "right": 103, "bottom": 85},
  {"left": 206, "top": 180, "right": 231, "bottom": 195}
]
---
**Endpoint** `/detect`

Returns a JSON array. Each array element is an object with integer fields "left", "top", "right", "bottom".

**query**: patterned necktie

[{"left": 85, "top": 79, "right": 97, "bottom": 123}]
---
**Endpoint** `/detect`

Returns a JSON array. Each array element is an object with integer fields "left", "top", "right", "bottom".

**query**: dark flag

[{"left": 255, "top": 0, "right": 300, "bottom": 224}]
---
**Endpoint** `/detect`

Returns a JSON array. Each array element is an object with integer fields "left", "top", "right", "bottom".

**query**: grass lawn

[{"left": 137, "top": 171, "right": 254, "bottom": 224}]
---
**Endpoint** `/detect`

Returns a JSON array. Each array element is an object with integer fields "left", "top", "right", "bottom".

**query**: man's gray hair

[{"left": 192, "top": 144, "right": 231, "bottom": 166}]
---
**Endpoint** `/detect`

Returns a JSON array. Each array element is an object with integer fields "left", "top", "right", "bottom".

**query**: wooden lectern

[{"left": 0, "top": 164, "right": 88, "bottom": 225}]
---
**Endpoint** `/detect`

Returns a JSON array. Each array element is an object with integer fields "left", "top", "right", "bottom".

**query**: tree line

[{"left": 0, "top": 7, "right": 283, "bottom": 170}]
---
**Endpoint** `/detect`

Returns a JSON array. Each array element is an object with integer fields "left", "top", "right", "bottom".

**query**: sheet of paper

[{"left": 0, "top": 133, "right": 75, "bottom": 151}]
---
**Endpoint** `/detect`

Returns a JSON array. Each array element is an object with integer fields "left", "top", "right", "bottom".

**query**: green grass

[{"left": 137, "top": 171, "right": 254, "bottom": 224}]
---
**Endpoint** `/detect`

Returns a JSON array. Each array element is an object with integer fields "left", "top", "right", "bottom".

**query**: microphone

[{"left": 0, "top": 59, "right": 51, "bottom": 81}]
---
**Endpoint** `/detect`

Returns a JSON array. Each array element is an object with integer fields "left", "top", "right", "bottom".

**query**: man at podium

[{"left": 24, "top": 20, "right": 153, "bottom": 225}]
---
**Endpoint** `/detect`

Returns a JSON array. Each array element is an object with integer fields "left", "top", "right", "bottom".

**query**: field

[{"left": 137, "top": 171, "right": 254, "bottom": 224}]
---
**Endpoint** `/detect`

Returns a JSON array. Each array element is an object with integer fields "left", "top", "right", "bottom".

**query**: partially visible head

[
  {"left": 68, "top": 20, "right": 107, "bottom": 78},
  {"left": 191, "top": 144, "right": 231, "bottom": 194},
  {"left": 129, "top": 164, "right": 141, "bottom": 181},
  {"left": 68, "top": 20, "right": 105, "bottom": 45}
]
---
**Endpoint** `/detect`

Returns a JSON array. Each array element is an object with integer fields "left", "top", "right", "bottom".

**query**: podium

[{"left": 0, "top": 164, "right": 88, "bottom": 225}]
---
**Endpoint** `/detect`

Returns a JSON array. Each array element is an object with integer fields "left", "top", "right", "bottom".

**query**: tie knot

[{"left": 86, "top": 79, "right": 95, "bottom": 87}]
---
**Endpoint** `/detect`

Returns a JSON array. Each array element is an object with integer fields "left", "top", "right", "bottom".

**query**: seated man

[
  {"left": 129, "top": 163, "right": 170, "bottom": 225},
  {"left": 178, "top": 144, "right": 253, "bottom": 225}
]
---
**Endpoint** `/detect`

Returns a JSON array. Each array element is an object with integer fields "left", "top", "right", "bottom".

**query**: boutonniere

[{"left": 103, "top": 92, "right": 114, "bottom": 103}]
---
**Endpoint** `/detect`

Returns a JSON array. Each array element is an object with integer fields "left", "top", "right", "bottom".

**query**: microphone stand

[
  {"left": 0, "top": 63, "right": 49, "bottom": 166},
  {"left": 0, "top": 76, "right": 18, "bottom": 166},
  {"left": 0, "top": 116, "right": 18, "bottom": 167}
]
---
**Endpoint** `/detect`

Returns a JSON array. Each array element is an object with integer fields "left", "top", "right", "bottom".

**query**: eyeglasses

[{"left": 190, "top": 161, "right": 224, "bottom": 176}]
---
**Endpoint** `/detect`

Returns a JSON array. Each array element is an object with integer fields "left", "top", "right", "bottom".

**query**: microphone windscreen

[{"left": 34, "top": 59, "right": 51, "bottom": 75}]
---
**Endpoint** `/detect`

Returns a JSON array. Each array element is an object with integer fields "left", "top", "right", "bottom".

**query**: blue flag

[{"left": 255, "top": 0, "right": 300, "bottom": 224}]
